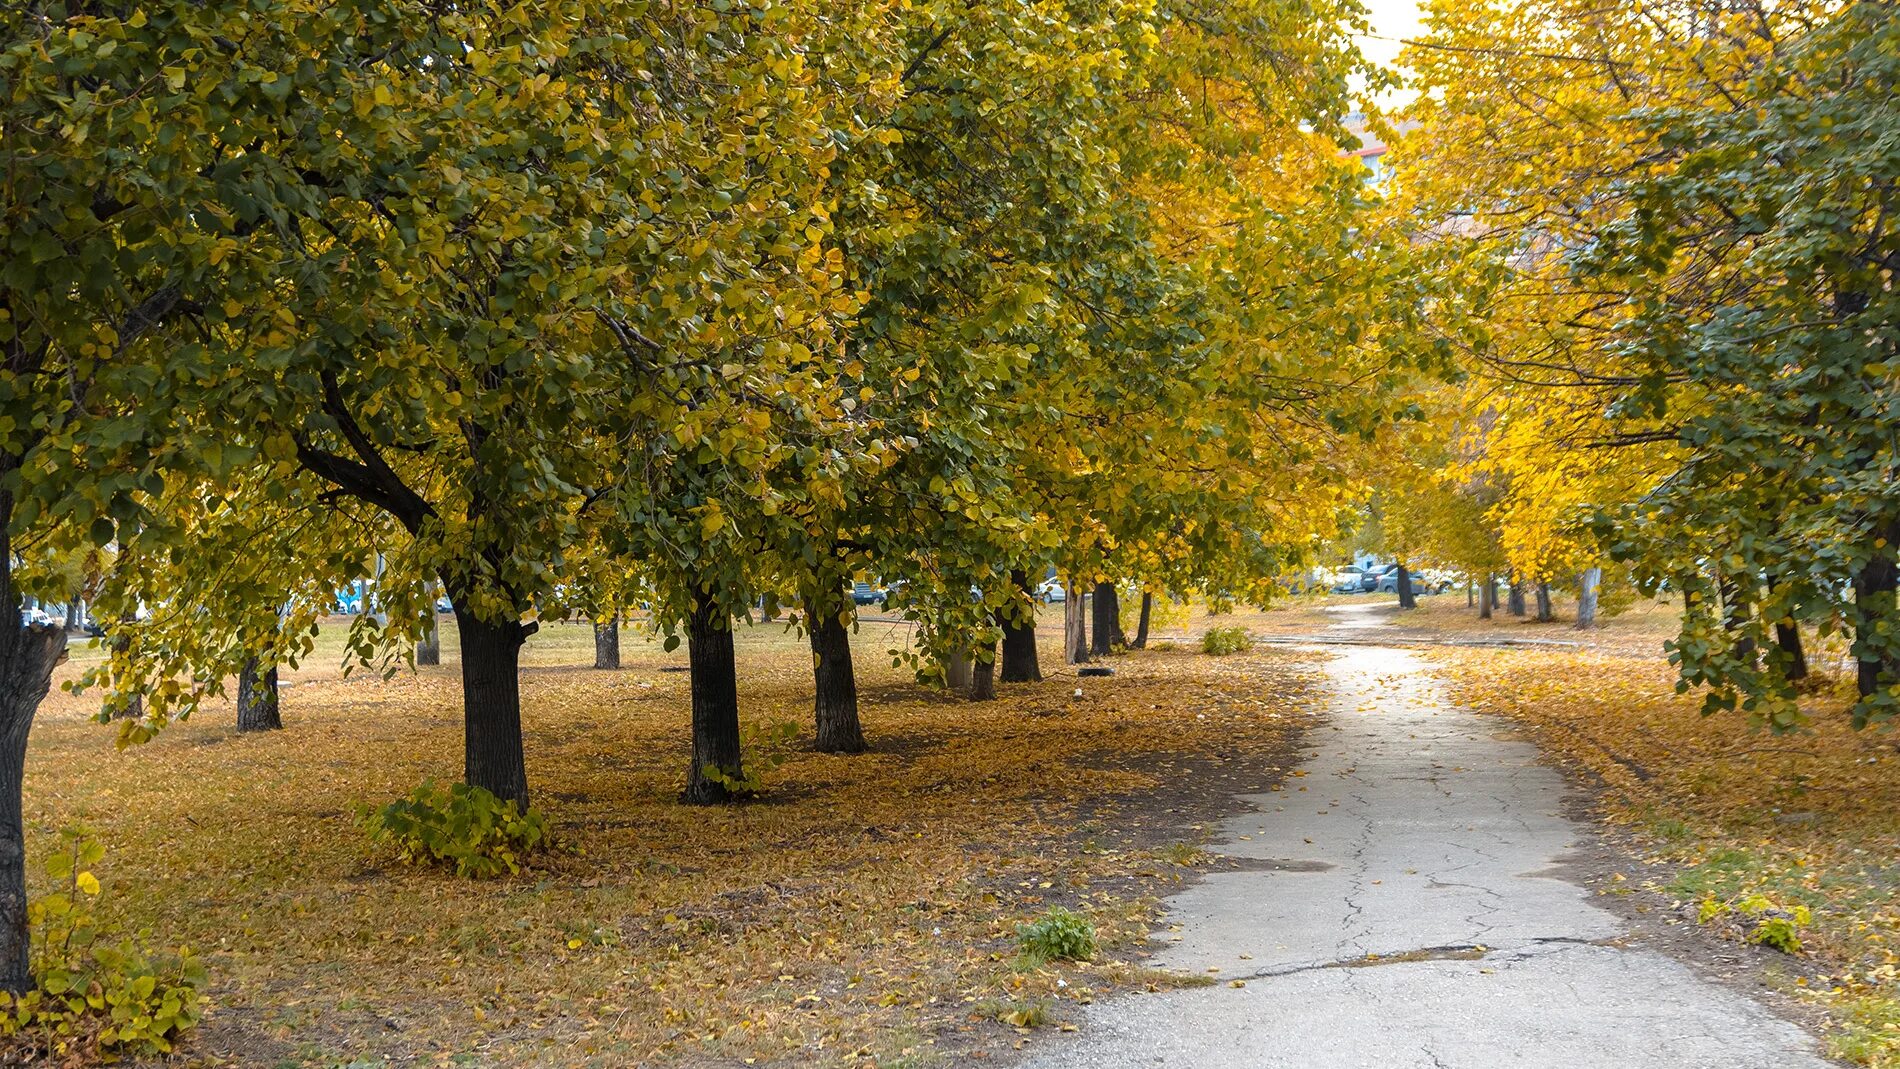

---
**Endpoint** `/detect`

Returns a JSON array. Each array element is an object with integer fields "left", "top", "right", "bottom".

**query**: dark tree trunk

[
  {"left": 593, "top": 619, "right": 620, "bottom": 670},
  {"left": 1853, "top": 522, "right": 1899, "bottom": 700},
  {"left": 453, "top": 608, "right": 531, "bottom": 808},
  {"left": 0, "top": 482, "right": 70, "bottom": 994},
  {"left": 809, "top": 603, "right": 864, "bottom": 753},
  {"left": 1720, "top": 571, "right": 1758, "bottom": 665},
  {"left": 416, "top": 605, "right": 441, "bottom": 666},
  {"left": 1479, "top": 574, "right": 1495, "bottom": 620},
  {"left": 1506, "top": 574, "right": 1527, "bottom": 617},
  {"left": 1776, "top": 622, "right": 1809, "bottom": 682},
  {"left": 1467, "top": 581, "right": 1474, "bottom": 608},
  {"left": 1090, "top": 582, "right": 1125, "bottom": 654},
  {"left": 62, "top": 601, "right": 78, "bottom": 632},
  {"left": 683, "top": 592, "right": 745, "bottom": 803},
  {"left": 1534, "top": 581, "right": 1553, "bottom": 622},
  {"left": 970, "top": 640, "right": 997, "bottom": 701},
  {"left": 107, "top": 612, "right": 142, "bottom": 720},
  {"left": 1576, "top": 567, "right": 1601, "bottom": 629},
  {"left": 236, "top": 657, "right": 282, "bottom": 732},
  {"left": 1065, "top": 583, "right": 1090, "bottom": 664},
  {"left": 1132, "top": 592, "right": 1152, "bottom": 649},
  {"left": 999, "top": 569, "right": 1042, "bottom": 683},
  {"left": 1395, "top": 564, "right": 1417, "bottom": 610}
]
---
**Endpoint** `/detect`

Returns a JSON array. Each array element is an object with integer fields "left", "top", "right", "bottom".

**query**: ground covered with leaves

[
  {"left": 1435, "top": 646, "right": 1899, "bottom": 1066},
  {"left": 23, "top": 613, "right": 1317, "bottom": 1067}
]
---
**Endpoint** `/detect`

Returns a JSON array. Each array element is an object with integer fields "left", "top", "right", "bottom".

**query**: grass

[
  {"left": 1434, "top": 645, "right": 1899, "bottom": 1067},
  {"left": 23, "top": 609, "right": 1316, "bottom": 1067}
]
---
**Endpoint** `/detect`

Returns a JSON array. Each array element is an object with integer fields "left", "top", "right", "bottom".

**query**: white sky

[{"left": 1353, "top": 0, "right": 1427, "bottom": 105}]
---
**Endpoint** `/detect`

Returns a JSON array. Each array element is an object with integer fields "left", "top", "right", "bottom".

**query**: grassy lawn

[{"left": 24, "top": 610, "right": 1316, "bottom": 1067}]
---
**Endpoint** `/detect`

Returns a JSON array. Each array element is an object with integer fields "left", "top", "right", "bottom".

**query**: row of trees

[
  {"left": 1378, "top": 0, "right": 1898, "bottom": 725},
  {"left": 1, "top": 0, "right": 1440, "bottom": 991}
]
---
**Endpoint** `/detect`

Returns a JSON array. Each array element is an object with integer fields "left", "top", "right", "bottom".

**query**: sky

[{"left": 1353, "top": 0, "right": 1427, "bottom": 105}]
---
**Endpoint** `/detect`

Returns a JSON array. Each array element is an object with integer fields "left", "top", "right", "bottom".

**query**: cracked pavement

[{"left": 1022, "top": 645, "right": 1838, "bottom": 1068}]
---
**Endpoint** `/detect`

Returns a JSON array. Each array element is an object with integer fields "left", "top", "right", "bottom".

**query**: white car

[{"left": 1036, "top": 579, "right": 1066, "bottom": 603}]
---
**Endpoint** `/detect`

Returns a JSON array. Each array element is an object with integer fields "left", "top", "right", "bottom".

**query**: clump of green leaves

[
  {"left": 0, "top": 828, "right": 206, "bottom": 1062},
  {"left": 358, "top": 781, "right": 549, "bottom": 878},
  {"left": 1016, "top": 906, "right": 1097, "bottom": 964},
  {"left": 1200, "top": 627, "right": 1252, "bottom": 656},
  {"left": 1696, "top": 893, "right": 1812, "bottom": 954},
  {"left": 701, "top": 720, "right": 801, "bottom": 796}
]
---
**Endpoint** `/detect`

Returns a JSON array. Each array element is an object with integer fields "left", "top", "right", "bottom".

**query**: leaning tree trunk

[
  {"left": 1479, "top": 574, "right": 1495, "bottom": 620},
  {"left": 452, "top": 607, "right": 531, "bottom": 808},
  {"left": 1534, "top": 581, "right": 1553, "bottom": 622},
  {"left": 1064, "top": 583, "right": 1089, "bottom": 664},
  {"left": 0, "top": 483, "right": 71, "bottom": 993},
  {"left": 1090, "top": 582, "right": 1125, "bottom": 654},
  {"left": 1576, "top": 567, "right": 1602, "bottom": 630},
  {"left": 236, "top": 656, "right": 282, "bottom": 732},
  {"left": 808, "top": 600, "right": 865, "bottom": 754},
  {"left": 683, "top": 592, "right": 745, "bottom": 803},
  {"left": 1506, "top": 573, "right": 1527, "bottom": 617},
  {"left": 999, "top": 569, "right": 1042, "bottom": 683},
  {"left": 1395, "top": 564, "right": 1417, "bottom": 610},
  {"left": 969, "top": 640, "right": 997, "bottom": 701},
  {"left": 1132, "top": 592, "right": 1153, "bottom": 649},
  {"left": 1853, "top": 521, "right": 1900, "bottom": 701},
  {"left": 593, "top": 619, "right": 620, "bottom": 670}
]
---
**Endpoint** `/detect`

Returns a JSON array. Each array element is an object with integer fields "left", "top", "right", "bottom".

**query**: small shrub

[
  {"left": 0, "top": 828, "right": 206, "bottom": 1063},
  {"left": 1016, "top": 906, "right": 1097, "bottom": 964},
  {"left": 1200, "top": 627, "right": 1251, "bottom": 656},
  {"left": 1696, "top": 892, "right": 1811, "bottom": 954},
  {"left": 358, "top": 780, "right": 549, "bottom": 878}
]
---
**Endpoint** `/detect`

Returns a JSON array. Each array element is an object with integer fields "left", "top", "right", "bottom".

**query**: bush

[
  {"left": 0, "top": 828, "right": 206, "bottom": 1063},
  {"left": 1200, "top": 626, "right": 1251, "bottom": 656},
  {"left": 1016, "top": 906, "right": 1097, "bottom": 964},
  {"left": 1696, "top": 892, "right": 1811, "bottom": 954},
  {"left": 359, "top": 780, "right": 550, "bottom": 878}
]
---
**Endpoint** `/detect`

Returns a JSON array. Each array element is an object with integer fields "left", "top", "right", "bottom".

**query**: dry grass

[
  {"left": 24, "top": 610, "right": 1317, "bottom": 1067},
  {"left": 1433, "top": 646, "right": 1899, "bottom": 1066}
]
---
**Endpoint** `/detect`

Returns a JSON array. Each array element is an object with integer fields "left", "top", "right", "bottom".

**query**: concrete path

[{"left": 1025, "top": 645, "right": 1836, "bottom": 1069}]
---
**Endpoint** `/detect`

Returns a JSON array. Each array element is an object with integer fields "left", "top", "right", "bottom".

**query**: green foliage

[
  {"left": 358, "top": 781, "right": 549, "bottom": 879},
  {"left": 1200, "top": 627, "right": 1253, "bottom": 656},
  {"left": 1016, "top": 907, "right": 1098, "bottom": 964},
  {"left": 1694, "top": 892, "right": 1812, "bottom": 954},
  {"left": 700, "top": 720, "right": 802, "bottom": 796},
  {"left": 0, "top": 828, "right": 205, "bottom": 1062}
]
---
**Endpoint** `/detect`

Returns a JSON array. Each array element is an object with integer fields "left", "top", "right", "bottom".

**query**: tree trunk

[
  {"left": 1064, "top": 583, "right": 1089, "bottom": 664},
  {"left": 1132, "top": 592, "right": 1153, "bottom": 649},
  {"left": 1090, "top": 582, "right": 1124, "bottom": 653},
  {"left": 809, "top": 602, "right": 864, "bottom": 754},
  {"left": 1534, "top": 581, "right": 1553, "bottom": 622},
  {"left": 1506, "top": 573, "right": 1527, "bottom": 617},
  {"left": 453, "top": 608, "right": 531, "bottom": 808},
  {"left": 683, "top": 592, "right": 745, "bottom": 803},
  {"left": 969, "top": 640, "right": 997, "bottom": 701},
  {"left": 1576, "top": 567, "right": 1601, "bottom": 630},
  {"left": 593, "top": 619, "right": 620, "bottom": 670},
  {"left": 0, "top": 483, "right": 71, "bottom": 993},
  {"left": 1720, "top": 571, "right": 1758, "bottom": 665},
  {"left": 416, "top": 600, "right": 441, "bottom": 666},
  {"left": 236, "top": 657, "right": 282, "bottom": 732},
  {"left": 62, "top": 601, "right": 78, "bottom": 632},
  {"left": 1479, "top": 574, "right": 1495, "bottom": 620},
  {"left": 943, "top": 649, "right": 972, "bottom": 693},
  {"left": 1776, "top": 622, "right": 1809, "bottom": 682},
  {"left": 107, "top": 612, "right": 142, "bottom": 720},
  {"left": 1467, "top": 581, "right": 1474, "bottom": 608},
  {"left": 999, "top": 569, "right": 1042, "bottom": 683},
  {"left": 1853, "top": 522, "right": 1899, "bottom": 701},
  {"left": 1395, "top": 564, "right": 1417, "bottom": 610}
]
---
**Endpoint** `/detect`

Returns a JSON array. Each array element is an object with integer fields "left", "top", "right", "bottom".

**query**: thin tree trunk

[
  {"left": 1090, "top": 582, "right": 1124, "bottom": 653},
  {"left": 452, "top": 608, "right": 531, "bottom": 808},
  {"left": 1776, "top": 622, "right": 1809, "bottom": 682},
  {"left": 1132, "top": 592, "right": 1152, "bottom": 649},
  {"left": 62, "top": 601, "right": 78, "bottom": 632},
  {"left": 236, "top": 656, "right": 282, "bottom": 732},
  {"left": 1065, "top": 583, "right": 1089, "bottom": 664},
  {"left": 1720, "top": 571, "right": 1758, "bottom": 665},
  {"left": 107, "top": 612, "right": 142, "bottom": 720},
  {"left": 683, "top": 592, "right": 744, "bottom": 803},
  {"left": 809, "top": 601, "right": 864, "bottom": 753},
  {"left": 1576, "top": 567, "right": 1601, "bottom": 630},
  {"left": 969, "top": 640, "right": 997, "bottom": 701},
  {"left": 1395, "top": 564, "right": 1417, "bottom": 610},
  {"left": 417, "top": 594, "right": 441, "bottom": 666},
  {"left": 1467, "top": 581, "right": 1474, "bottom": 608},
  {"left": 1853, "top": 521, "right": 1899, "bottom": 701},
  {"left": 593, "top": 619, "right": 620, "bottom": 670},
  {"left": 999, "top": 569, "right": 1042, "bottom": 683},
  {"left": 1507, "top": 573, "right": 1527, "bottom": 617},
  {"left": 0, "top": 483, "right": 70, "bottom": 993},
  {"left": 1534, "top": 581, "right": 1553, "bottom": 623},
  {"left": 943, "top": 648, "right": 972, "bottom": 692},
  {"left": 1479, "top": 574, "right": 1495, "bottom": 620}
]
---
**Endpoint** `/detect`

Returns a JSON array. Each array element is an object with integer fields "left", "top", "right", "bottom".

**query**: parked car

[
  {"left": 1036, "top": 578, "right": 1067, "bottom": 603},
  {"left": 851, "top": 581, "right": 885, "bottom": 606},
  {"left": 1328, "top": 566, "right": 1367, "bottom": 594},
  {"left": 1376, "top": 570, "right": 1435, "bottom": 595},
  {"left": 435, "top": 595, "right": 454, "bottom": 613}
]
